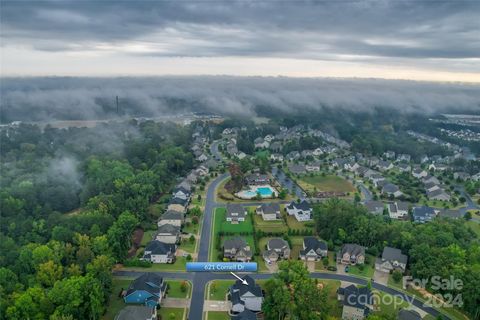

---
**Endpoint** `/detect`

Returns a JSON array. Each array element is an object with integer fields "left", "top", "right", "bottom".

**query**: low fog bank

[{"left": 1, "top": 76, "right": 479, "bottom": 123}]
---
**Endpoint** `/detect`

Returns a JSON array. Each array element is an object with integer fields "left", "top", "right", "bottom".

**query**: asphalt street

[{"left": 114, "top": 143, "right": 452, "bottom": 320}]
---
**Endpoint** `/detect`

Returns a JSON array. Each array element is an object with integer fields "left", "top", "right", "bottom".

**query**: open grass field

[
  {"left": 286, "top": 215, "right": 315, "bottom": 232},
  {"left": 207, "top": 280, "right": 234, "bottom": 300},
  {"left": 158, "top": 307, "right": 186, "bottom": 320},
  {"left": 253, "top": 214, "right": 288, "bottom": 233},
  {"left": 166, "top": 280, "right": 191, "bottom": 298},
  {"left": 298, "top": 174, "right": 355, "bottom": 193},
  {"left": 466, "top": 220, "right": 480, "bottom": 237},
  {"left": 102, "top": 277, "right": 134, "bottom": 320},
  {"left": 319, "top": 280, "right": 342, "bottom": 317},
  {"left": 214, "top": 207, "right": 254, "bottom": 233},
  {"left": 206, "top": 311, "right": 230, "bottom": 320}
]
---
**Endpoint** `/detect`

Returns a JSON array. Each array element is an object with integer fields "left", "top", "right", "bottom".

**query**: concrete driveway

[{"left": 373, "top": 269, "right": 389, "bottom": 286}]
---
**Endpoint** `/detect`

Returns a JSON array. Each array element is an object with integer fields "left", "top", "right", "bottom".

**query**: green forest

[{"left": 0, "top": 121, "right": 195, "bottom": 319}]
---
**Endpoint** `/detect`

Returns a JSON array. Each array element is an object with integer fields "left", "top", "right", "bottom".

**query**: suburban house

[
  {"left": 157, "top": 210, "right": 184, "bottom": 227},
  {"left": 270, "top": 153, "right": 284, "bottom": 162},
  {"left": 369, "top": 173, "right": 385, "bottom": 187},
  {"left": 397, "top": 154, "right": 411, "bottom": 162},
  {"left": 223, "top": 237, "right": 253, "bottom": 262},
  {"left": 269, "top": 141, "right": 283, "bottom": 153},
  {"left": 383, "top": 150, "right": 395, "bottom": 159},
  {"left": 387, "top": 201, "right": 409, "bottom": 219},
  {"left": 123, "top": 273, "right": 167, "bottom": 307},
  {"left": 375, "top": 246, "right": 408, "bottom": 273},
  {"left": 398, "top": 309, "right": 422, "bottom": 320},
  {"left": 305, "top": 162, "right": 321, "bottom": 172},
  {"left": 263, "top": 238, "right": 290, "bottom": 263},
  {"left": 412, "top": 206, "right": 436, "bottom": 223},
  {"left": 256, "top": 203, "right": 281, "bottom": 221},
  {"left": 142, "top": 240, "right": 176, "bottom": 264},
  {"left": 300, "top": 237, "right": 328, "bottom": 261},
  {"left": 172, "top": 186, "right": 190, "bottom": 201},
  {"left": 288, "top": 163, "right": 306, "bottom": 175},
  {"left": 424, "top": 181, "right": 441, "bottom": 193},
  {"left": 286, "top": 200, "right": 313, "bottom": 221},
  {"left": 382, "top": 183, "right": 403, "bottom": 198},
  {"left": 422, "top": 175, "right": 440, "bottom": 185},
  {"left": 438, "top": 209, "right": 464, "bottom": 219},
  {"left": 115, "top": 306, "right": 156, "bottom": 320},
  {"left": 254, "top": 137, "right": 270, "bottom": 149},
  {"left": 167, "top": 197, "right": 188, "bottom": 213},
  {"left": 229, "top": 275, "right": 263, "bottom": 314},
  {"left": 226, "top": 203, "right": 247, "bottom": 224},
  {"left": 412, "top": 168, "right": 428, "bottom": 178},
  {"left": 397, "top": 163, "right": 411, "bottom": 173},
  {"left": 377, "top": 160, "right": 394, "bottom": 172},
  {"left": 286, "top": 151, "right": 301, "bottom": 161},
  {"left": 245, "top": 173, "right": 270, "bottom": 186},
  {"left": 231, "top": 309, "right": 257, "bottom": 320},
  {"left": 337, "top": 284, "right": 373, "bottom": 320},
  {"left": 264, "top": 134, "right": 275, "bottom": 142},
  {"left": 453, "top": 172, "right": 470, "bottom": 181},
  {"left": 155, "top": 224, "right": 180, "bottom": 244},
  {"left": 427, "top": 188, "right": 451, "bottom": 201},
  {"left": 364, "top": 200, "right": 384, "bottom": 215},
  {"left": 338, "top": 244, "right": 365, "bottom": 265}
]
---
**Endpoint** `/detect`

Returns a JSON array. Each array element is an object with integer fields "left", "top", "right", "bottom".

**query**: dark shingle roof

[
  {"left": 231, "top": 309, "right": 257, "bottom": 320},
  {"left": 267, "top": 238, "right": 289, "bottom": 251},
  {"left": 341, "top": 244, "right": 365, "bottom": 256},
  {"left": 161, "top": 210, "right": 183, "bottom": 220},
  {"left": 258, "top": 203, "right": 280, "bottom": 215},
  {"left": 398, "top": 309, "right": 422, "bottom": 320},
  {"left": 413, "top": 206, "right": 436, "bottom": 218},
  {"left": 230, "top": 275, "right": 263, "bottom": 298},
  {"left": 144, "top": 241, "right": 176, "bottom": 255},
  {"left": 381, "top": 246, "right": 408, "bottom": 265},
  {"left": 126, "top": 273, "right": 163, "bottom": 296},
  {"left": 338, "top": 284, "right": 372, "bottom": 311},
  {"left": 287, "top": 200, "right": 311, "bottom": 211},
  {"left": 157, "top": 223, "right": 180, "bottom": 235}
]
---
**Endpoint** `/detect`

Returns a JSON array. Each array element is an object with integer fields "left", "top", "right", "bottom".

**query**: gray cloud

[
  {"left": 1, "top": 0, "right": 479, "bottom": 64},
  {"left": 1, "top": 76, "right": 479, "bottom": 123}
]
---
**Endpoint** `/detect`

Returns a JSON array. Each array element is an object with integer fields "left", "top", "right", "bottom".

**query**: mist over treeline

[{"left": 1, "top": 76, "right": 480, "bottom": 123}]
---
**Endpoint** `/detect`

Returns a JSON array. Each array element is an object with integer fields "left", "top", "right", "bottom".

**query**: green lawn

[
  {"left": 208, "top": 280, "right": 234, "bottom": 300},
  {"left": 140, "top": 229, "right": 156, "bottom": 246},
  {"left": 298, "top": 174, "right": 355, "bottom": 193},
  {"left": 206, "top": 311, "right": 230, "bottom": 320},
  {"left": 102, "top": 277, "right": 134, "bottom": 320},
  {"left": 286, "top": 215, "right": 315, "bottom": 232},
  {"left": 347, "top": 255, "right": 375, "bottom": 278},
  {"left": 166, "top": 280, "right": 191, "bottom": 298},
  {"left": 466, "top": 220, "right": 480, "bottom": 237},
  {"left": 183, "top": 221, "right": 199, "bottom": 235},
  {"left": 289, "top": 236, "right": 305, "bottom": 260},
  {"left": 214, "top": 207, "right": 254, "bottom": 233},
  {"left": 158, "top": 307, "right": 186, "bottom": 320},
  {"left": 253, "top": 214, "right": 288, "bottom": 233},
  {"left": 373, "top": 290, "right": 409, "bottom": 316},
  {"left": 179, "top": 237, "right": 196, "bottom": 253}
]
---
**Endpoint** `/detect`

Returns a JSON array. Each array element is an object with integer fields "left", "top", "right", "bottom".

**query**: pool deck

[{"left": 235, "top": 184, "right": 279, "bottom": 199}]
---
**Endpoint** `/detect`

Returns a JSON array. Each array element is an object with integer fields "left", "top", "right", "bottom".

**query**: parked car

[{"left": 327, "top": 266, "right": 337, "bottom": 271}]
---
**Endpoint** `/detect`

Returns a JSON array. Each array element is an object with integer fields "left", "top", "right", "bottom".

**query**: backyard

[
  {"left": 102, "top": 277, "right": 133, "bottom": 320},
  {"left": 213, "top": 207, "right": 254, "bottom": 233}
]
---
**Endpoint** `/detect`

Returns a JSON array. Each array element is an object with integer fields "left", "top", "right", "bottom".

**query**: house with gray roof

[
  {"left": 229, "top": 275, "right": 263, "bottom": 314},
  {"left": 375, "top": 246, "right": 408, "bottom": 273},
  {"left": 123, "top": 273, "right": 167, "bottom": 307},
  {"left": 263, "top": 238, "right": 290, "bottom": 263},
  {"left": 438, "top": 209, "right": 464, "bottom": 220},
  {"left": 300, "top": 237, "right": 328, "bottom": 261},
  {"left": 427, "top": 188, "right": 451, "bottom": 201},
  {"left": 338, "top": 244, "right": 365, "bottom": 265},
  {"left": 286, "top": 200, "right": 312, "bottom": 221},
  {"left": 364, "top": 200, "right": 384, "bottom": 215},
  {"left": 398, "top": 309, "right": 422, "bottom": 320},
  {"left": 256, "top": 203, "right": 280, "bottom": 221},
  {"left": 288, "top": 163, "right": 306, "bottom": 175},
  {"left": 337, "top": 284, "right": 373, "bottom": 320},
  {"left": 382, "top": 183, "right": 403, "bottom": 198},
  {"left": 226, "top": 203, "right": 247, "bottom": 224},
  {"left": 412, "top": 206, "right": 436, "bottom": 223},
  {"left": 223, "top": 237, "right": 253, "bottom": 262},
  {"left": 142, "top": 241, "right": 176, "bottom": 264},
  {"left": 157, "top": 210, "right": 184, "bottom": 227},
  {"left": 115, "top": 305, "right": 156, "bottom": 320},
  {"left": 388, "top": 201, "right": 409, "bottom": 219},
  {"left": 154, "top": 224, "right": 180, "bottom": 244}
]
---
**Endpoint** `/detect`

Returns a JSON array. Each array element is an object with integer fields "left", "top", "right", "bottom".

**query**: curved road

[{"left": 115, "top": 157, "right": 452, "bottom": 320}]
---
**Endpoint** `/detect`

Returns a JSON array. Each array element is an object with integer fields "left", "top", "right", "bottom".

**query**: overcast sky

[{"left": 1, "top": 1, "right": 480, "bottom": 82}]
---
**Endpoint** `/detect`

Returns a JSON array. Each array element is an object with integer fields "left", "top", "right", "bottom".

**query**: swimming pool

[{"left": 236, "top": 185, "right": 278, "bottom": 199}]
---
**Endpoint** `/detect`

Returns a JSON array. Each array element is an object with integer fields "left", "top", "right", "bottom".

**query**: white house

[
  {"left": 142, "top": 241, "right": 176, "bottom": 264},
  {"left": 286, "top": 200, "right": 312, "bottom": 221},
  {"left": 388, "top": 202, "right": 409, "bottom": 219}
]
